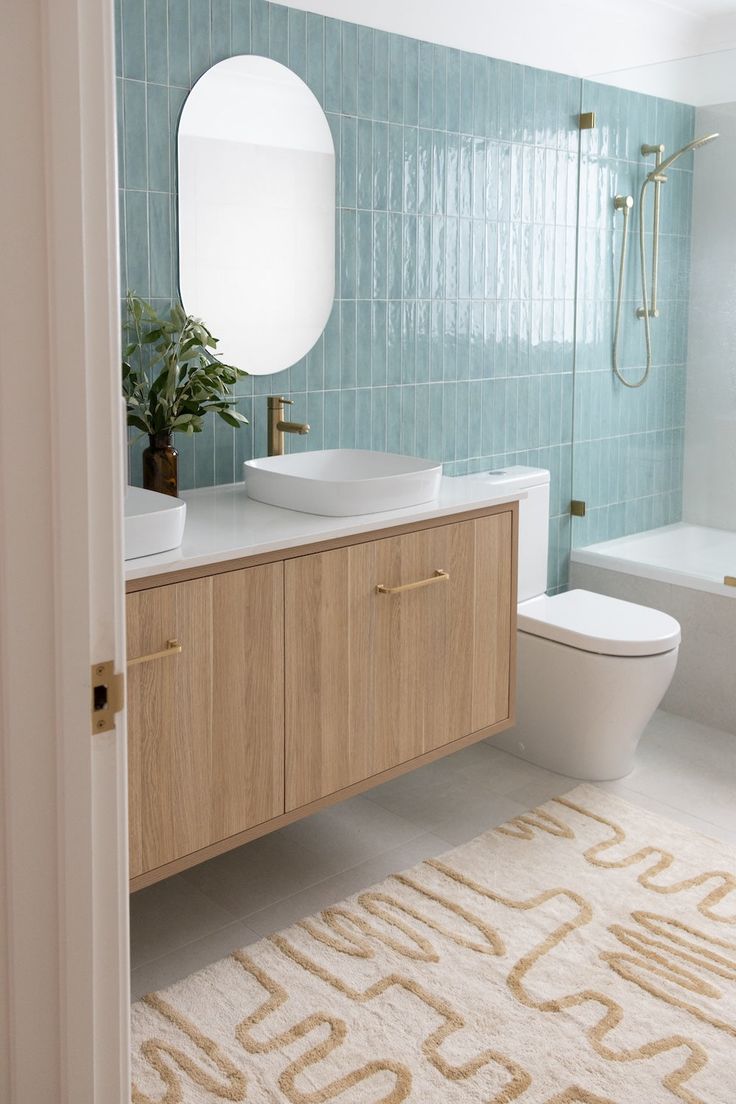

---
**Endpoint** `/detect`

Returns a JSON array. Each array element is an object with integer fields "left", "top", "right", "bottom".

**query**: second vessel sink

[{"left": 243, "top": 449, "right": 442, "bottom": 516}]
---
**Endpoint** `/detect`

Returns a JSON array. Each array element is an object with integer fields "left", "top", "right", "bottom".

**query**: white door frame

[{"left": 1, "top": 1, "right": 129, "bottom": 1101}]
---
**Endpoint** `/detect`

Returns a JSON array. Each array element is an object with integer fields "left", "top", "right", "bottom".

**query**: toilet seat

[{"left": 517, "top": 589, "right": 681, "bottom": 658}]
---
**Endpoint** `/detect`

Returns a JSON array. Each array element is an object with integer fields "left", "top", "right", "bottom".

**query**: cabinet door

[
  {"left": 210, "top": 564, "right": 284, "bottom": 843},
  {"left": 127, "top": 563, "right": 285, "bottom": 878},
  {"left": 127, "top": 577, "right": 213, "bottom": 878},
  {"left": 284, "top": 513, "right": 513, "bottom": 810}
]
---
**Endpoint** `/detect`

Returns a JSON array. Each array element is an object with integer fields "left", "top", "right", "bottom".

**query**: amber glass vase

[{"left": 142, "top": 431, "right": 179, "bottom": 498}]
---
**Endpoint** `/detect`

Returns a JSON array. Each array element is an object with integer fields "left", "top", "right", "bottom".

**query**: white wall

[
  {"left": 284, "top": 0, "right": 736, "bottom": 79},
  {"left": 683, "top": 102, "right": 736, "bottom": 529}
]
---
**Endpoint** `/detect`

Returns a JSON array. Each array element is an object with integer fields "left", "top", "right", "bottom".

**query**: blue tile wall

[
  {"left": 571, "top": 79, "right": 694, "bottom": 548},
  {"left": 116, "top": 1, "right": 694, "bottom": 591}
]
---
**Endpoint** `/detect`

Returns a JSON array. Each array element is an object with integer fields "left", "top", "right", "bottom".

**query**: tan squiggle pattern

[
  {"left": 131, "top": 993, "right": 247, "bottom": 1104},
  {"left": 603, "top": 911, "right": 736, "bottom": 1036},
  {"left": 426, "top": 859, "right": 711, "bottom": 1102},
  {"left": 298, "top": 879, "right": 504, "bottom": 963},
  {"left": 552, "top": 796, "right": 736, "bottom": 923},
  {"left": 232, "top": 950, "right": 411, "bottom": 1103},
  {"left": 131, "top": 784, "right": 736, "bottom": 1103},
  {"left": 496, "top": 808, "right": 576, "bottom": 841},
  {"left": 269, "top": 930, "right": 532, "bottom": 1100}
]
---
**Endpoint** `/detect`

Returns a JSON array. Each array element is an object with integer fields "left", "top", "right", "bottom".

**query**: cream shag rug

[{"left": 131, "top": 784, "right": 736, "bottom": 1103}]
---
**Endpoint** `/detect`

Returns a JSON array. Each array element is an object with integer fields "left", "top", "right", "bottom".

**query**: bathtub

[{"left": 570, "top": 523, "right": 736, "bottom": 734}]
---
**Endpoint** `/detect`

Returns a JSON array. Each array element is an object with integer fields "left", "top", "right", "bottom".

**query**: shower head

[{"left": 647, "top": 133, "right": 719, "bottom": 180}]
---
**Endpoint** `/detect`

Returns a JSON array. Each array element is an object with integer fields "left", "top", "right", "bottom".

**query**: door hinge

[
  {"left": 570, "top": 499, "right": 587, "bottom": 517},
  {"left": 91, "top": 661, "right": 124, "bottom": 734},
  {"left": 579, "top": 111, "right": 596, "bottom": 130}
]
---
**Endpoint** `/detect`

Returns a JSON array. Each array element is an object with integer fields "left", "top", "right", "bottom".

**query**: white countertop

[{"left": 125, "top": 474, "right": 524, "bottom": 582}]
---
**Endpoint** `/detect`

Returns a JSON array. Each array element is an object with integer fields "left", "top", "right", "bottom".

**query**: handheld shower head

[{"left": 647, "top": 132, "right": 719, "bottom": 180}]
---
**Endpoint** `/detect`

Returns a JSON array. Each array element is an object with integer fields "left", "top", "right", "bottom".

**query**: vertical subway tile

[
  {"left": 148, "top": 191, "right": 172, "bottom": 298},
  {"left": 323, "top": 390, "right": 340, "bottom": 449},
  {"left": 211, "top": 0, "right": 231, "bottom": 63},
  {"left": 402, "top": 214, "right": 417, "bottom": 299},
  {"left": 232, "top": 0, "right": 251, "bottom": 55},
  {"left": 415, "top": 301, "right": 430, "bottom": 382},
  {"left": 402, "top": 302, "right": 416, "bottom": 384},
  {"left": 251, "top": 0, "right": 269, "bottom": 54},
  {"left": 357, "top": 26, "right": 374, "bottom": 118},
  {"left": 323, "top": 302, "right": 340, "bottom": 390},
  {"left": 356, "top": 301, "right": 372, "bottom": 386},
  {"left": 388, "top": 35, "right": 404, "bottom": 123},
  {"left": 306, "top": 13, "right": 325, "bottom": 102},
  {"left": 371, "top": 302, "right": 387, "bottom": 386},
  {"left": 387, "top": 302, "right": 402, "bottom": 383},
  {"left": 418, "top": 43, "right": 433, "bottom": 129},
  {"left": 446, "top": 49, "right": 461, "bottom": 133},
  {"left": 125, "top": 190, "right": 149, "bottom": 297},
  {"left": 388, "top": 124, "right": 404, "bottom": 212},
  {"left": 357, "top": 119, "right": 373, "bottom": 209},
  {"left": 269, "top": 3, "right": 288, "bottom": 64},
  {"left": 122, "top": 0, "right": 146, "bottom": 81},
  {"left": 324, "top": 18, "right": 342, "bottom": 112},
  {"left": 340, "top": 208, "right": 357, "bottom": 298},
  {"left": 403, "top": 127, "right": 418, "bottom": 213},
  {"left": 288, "top": 8, "right": 307, "bottom": 79},
  {"left": 145, "top": 0, "right": 168, "bottom": 83},
  {"left": 341, "top": 301, "right": 357, "bottom": 388},
  {"left": 372, "top": 211, "right": 388, "bottom": 299},
  {"left": 385, "top": 385, "right": 400, "bottom": 451},
  {"left": 167, "top": 0, "right": 190, "bottom": 87},
  {"left": 416, "top": 215, "right": 431, "bottom": 299},
  {"left": 387, "top": 213, "right": 403, "bottom": 300},
  {"left": 146, "top": 83, "right": 170, "bottom": 193},
  {"left": 340, "top": 387, "right": 357, "bottom": 446},
  {"left": 459, "top": 52, "right": 474, "bottom": 135},
  {"left": 340, "top": 115, "right": 357, "bottom": 207},
  {"left": 404, "top": 38, "right": 419, "bottom": 127},
  {"left": 123, "top": 79, "right": 147, "bottom": 189},
  {"left": 190, "top": 0, "right": 212, "bottom": 83},
  {"left": 373, "top": 30, "right": 389, "bottom": 121},
  {"left": 416, "top": 128, "right": 432, "bottom": 215},
  {"left": 372, "top": 121, "right": 389, "bottom": 210},
  {"left": 432, "top": 46, "right": 447, "bottom": 131},
  {"left": 341, "top": 22, "right": 358, "bottom": 115},
  {"left": 356, "top": 210, "right": 373, "bottom": 298}
]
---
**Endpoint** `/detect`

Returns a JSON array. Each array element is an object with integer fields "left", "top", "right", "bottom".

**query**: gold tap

[{"left": 267, "top": 396, "right": 310, "bottom": 457}]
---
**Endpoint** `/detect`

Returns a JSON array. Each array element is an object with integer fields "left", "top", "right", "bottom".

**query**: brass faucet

[{"left": 267, "top": 396, "right": 310, "bottom": 457}]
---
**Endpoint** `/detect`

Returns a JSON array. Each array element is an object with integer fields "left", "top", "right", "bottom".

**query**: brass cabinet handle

[
  {"left": 375, "top": 569, "right": 449, "bottom": 595},
  {"left": 127, "top": 639, "right": 182, "bottom": 667}
]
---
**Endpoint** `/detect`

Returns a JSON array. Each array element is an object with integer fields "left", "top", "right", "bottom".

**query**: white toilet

[{"left": 483, "top": 467, "right": 681, "bottom": 780}]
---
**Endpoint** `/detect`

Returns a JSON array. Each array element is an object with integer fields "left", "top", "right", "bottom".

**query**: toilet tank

[{"left": 479, "top": 467, "right": 550, "bottom": 601}]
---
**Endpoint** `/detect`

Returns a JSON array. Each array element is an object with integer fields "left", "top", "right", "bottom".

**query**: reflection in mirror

[{"left": 178, "top": 56, "right": 335, "bottom": 376}]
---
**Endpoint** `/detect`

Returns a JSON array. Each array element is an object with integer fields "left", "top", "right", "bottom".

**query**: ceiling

[{"left": 284, "top": 0, "right": 736, "bottom": 78}]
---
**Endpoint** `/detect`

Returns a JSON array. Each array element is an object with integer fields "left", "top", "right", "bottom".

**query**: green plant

[{"left": 122, "top": 292, "right": 248, "bottom": 436}]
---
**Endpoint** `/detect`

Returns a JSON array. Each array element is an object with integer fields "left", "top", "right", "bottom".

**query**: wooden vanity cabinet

[{"left": 126, "top": 502, "right": 517, "bottom": 889}]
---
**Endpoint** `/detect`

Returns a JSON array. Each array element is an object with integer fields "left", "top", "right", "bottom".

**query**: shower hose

[{"left": 612, "top": 181, "right": 653, "bottom": 389}]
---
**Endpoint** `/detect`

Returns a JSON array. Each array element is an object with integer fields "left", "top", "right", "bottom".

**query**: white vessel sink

[
  {"left": 124, "top": 486, "right": 187, "bottom": 560},
  {"left": 243, "top": 449, "right": 443, "bottom": 516}
]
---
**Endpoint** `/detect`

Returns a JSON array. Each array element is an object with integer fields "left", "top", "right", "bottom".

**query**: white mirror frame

[{"left": 178, "top": 55, "right": 335, "bottom": 376}]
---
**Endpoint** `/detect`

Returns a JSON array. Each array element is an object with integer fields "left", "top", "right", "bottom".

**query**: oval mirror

[{"left": 177, "top": 56, "right": 335, "bottom": 376}]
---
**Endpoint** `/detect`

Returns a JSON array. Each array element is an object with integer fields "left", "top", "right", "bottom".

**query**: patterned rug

[{"left": 130, "top": 784, "right": 736, "bottom": 1103}]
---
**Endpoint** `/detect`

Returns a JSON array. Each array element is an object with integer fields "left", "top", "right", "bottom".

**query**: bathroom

[{"left": 3, "top": 1, "right": 736, "bottom": 1101}]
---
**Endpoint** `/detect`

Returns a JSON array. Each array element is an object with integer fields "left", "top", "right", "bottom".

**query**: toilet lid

[{"left": 518, "top": 589, "right": 681, "bottom": 657}]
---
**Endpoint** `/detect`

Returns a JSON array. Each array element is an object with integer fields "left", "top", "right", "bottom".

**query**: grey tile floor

[{"left": 130, "top": 709, "right": 736, "bottom": 999}]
